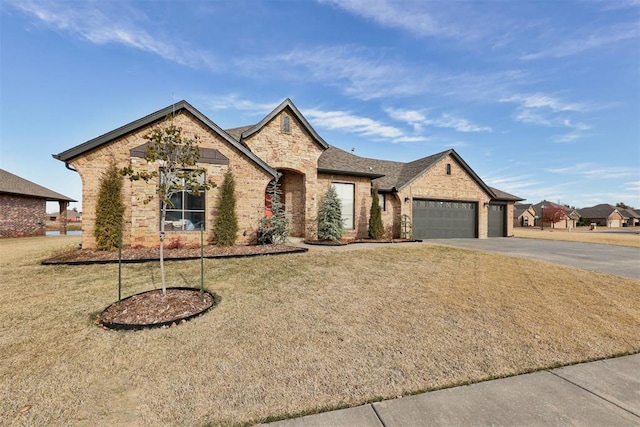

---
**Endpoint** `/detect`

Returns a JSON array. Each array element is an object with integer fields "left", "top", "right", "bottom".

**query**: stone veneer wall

[
  {"left": 69, "top": 112, "right": 273, "bottom": 249},
  {"left": 242, "top": 109, "right": 326, "bottom": 240},
  {"left": 0, "top": 194, "right": 46, "bottom": 238},
  {"left": 397, "top": 154, "right": 492, "bottom": 239}
]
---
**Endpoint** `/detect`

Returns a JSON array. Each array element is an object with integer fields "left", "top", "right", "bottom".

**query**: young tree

[
  {"left": 317, "top": 185, "right": 344, "bottom": 241},
  {"left": 214, "top": 170, "right": 238, "bottom": 246},
  {"left": 258, "top": 179, "right": 290, "bottom": 244},
  {"left": 541, "top": 205, "right": 566, "bottom": 229},
  {"left": 94, "top": 160, "right": 125, "bottom": 251},
  {"left": 368, "top": 186, "right": 384, "bottom": 239},
  {"left": 122, "top": 120, "right": 215, "bottom": 295}
]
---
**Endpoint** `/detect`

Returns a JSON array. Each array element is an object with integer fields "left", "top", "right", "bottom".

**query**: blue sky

[{"left": 1, "top": 0, "right": 639, "bottom": 212}]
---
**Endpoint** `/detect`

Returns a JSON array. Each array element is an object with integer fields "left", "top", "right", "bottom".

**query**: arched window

[
  {"left": 281, "top": 116, "right": 291, "bottom": 133},
  {"left": 446, "top": 163, "right": 451, "bottom": 175}
]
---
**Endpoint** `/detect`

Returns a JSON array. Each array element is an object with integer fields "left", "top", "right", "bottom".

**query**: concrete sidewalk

[{"left": 265, "top": 353, "right": 640, "bottom": 426}]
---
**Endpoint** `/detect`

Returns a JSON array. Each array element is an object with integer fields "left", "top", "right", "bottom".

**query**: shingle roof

[
  {"left": 578, "top": 203, "right": 618, "bottom": 218},
  {"left": 318, "top": 146, "right": 521, "bottom": 201},
  {"left": 514, "top": 204, "right": 533, "bottom": 217},
  {"left": 224, "top": 125, "right": 254, "bottom": 147},
  {"left": 0, "top": 169, "right": 76, "bottom": 202},
  {"left": 53, "top": 100, "right": 277, "bottom": 178},
  {"left": 619, "top": 208, "right": 640, "bottom": 219},
  {"left": 490, "top": 186, "right": 523, "bottom": 202}
]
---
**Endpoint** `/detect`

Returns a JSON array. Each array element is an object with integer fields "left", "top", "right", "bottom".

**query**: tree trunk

[{"left": 160, "top": 202, "right": 167, "bottom": 295}]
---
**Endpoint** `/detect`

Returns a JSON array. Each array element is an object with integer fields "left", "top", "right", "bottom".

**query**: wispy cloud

[
  {"left": 250, "top": 45, "right": 434, "bottom": 101},
  {"left": 304, "top": 108, "right": 405, "bottom": 140},
  {"left": 547, "top": 163, "right": 639, "bottom": 179},
  {"left": 7, "top": 0, "right": 216, "bottom": 69},
  {"left": 522, "top": 22, "right": 640, "bottom": 60},
  {"left": 501, "top": 93, "right": 593, "bottom": 142},
  {"left": 318, "top": 0, "right": 456, "bottom": 39},
  {"left": 199, "top": 94, "right": 278, "bottom": 114},
  {"left": 387, "top": 108, "right": 491, "bottom": 133}
]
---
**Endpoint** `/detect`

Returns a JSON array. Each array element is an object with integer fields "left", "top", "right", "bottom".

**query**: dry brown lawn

[
  {"left": 1, "top": 236, "right": 639, "bottom": 426},
  {"left": 514, "top": 227, "right": 640, "bottom": 247}
]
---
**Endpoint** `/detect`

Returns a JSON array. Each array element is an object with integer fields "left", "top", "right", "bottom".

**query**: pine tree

[
  {"left": 94, "top": 161, "right": 125, "bottom": 251},
  {"left": 214, "top": 170, "right": 238, "bottom": 246},
  {"left": 258, "top": 179, "right": 290, "bottom": 244},
  {"left": 368, "top": 186, "right": 384, "bottom": 239},
  {"left": 317, "top": 185, "right": 344, "bottom": 241}
]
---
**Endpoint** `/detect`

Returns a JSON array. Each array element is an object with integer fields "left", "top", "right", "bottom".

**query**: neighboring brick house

[
  {"left": 578, "top": 204, "right": 624, "bottom": 227},
  {"left": 619, "top": 208, "right": 640, "bottom": 227},
  {"left": 532, "top": 201, "right": 580, "bottom": 229},
  {"left": 53, "top": 99, "right": 522, "bottom": 249},
  {"left": 513, "top": 203, "right": 536, "bottom": 227},
  {"left": 0, "top": 169, "right": 76, "bottom": 238},
  {"left": 48, "top": 209, "right": 82, "bottom": 222}
]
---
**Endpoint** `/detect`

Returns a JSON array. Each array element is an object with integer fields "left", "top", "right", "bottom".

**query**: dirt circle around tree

[{"left": 98, "top": 287, "right": 219, "bottom": 330}]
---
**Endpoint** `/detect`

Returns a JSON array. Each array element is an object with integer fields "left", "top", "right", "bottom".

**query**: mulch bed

[
  {"left": 304, "top": 238, "right": 417, "bottom": 246},
  {"left": 98, "top": 287, "right": 219, "bottom": 330},
  {"left": 42, "top": 244, "right": 307, "bottom": 265}
]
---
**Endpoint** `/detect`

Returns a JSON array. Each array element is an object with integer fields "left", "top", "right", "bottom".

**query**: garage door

[
  {"left": 413, "top": 199, "right": 477, "bottom": 239},
  {"left": 488, "top": 203, "right": 506, "bottom": 237}
]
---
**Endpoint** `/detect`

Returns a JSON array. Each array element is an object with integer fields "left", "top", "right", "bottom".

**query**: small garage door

[
  {"left": 413, "top": 199, "right": 477, "bottom": 239},
  {"left": 488, "top": 203, "right": 506, "bottom": 237}
]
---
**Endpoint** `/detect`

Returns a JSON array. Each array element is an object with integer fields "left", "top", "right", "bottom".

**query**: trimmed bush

[
  {"left": 214, "top": 170, "right": 239, "bottom": 246},
  {"left": 368, "top": 186, "right": 384, "bottom": 239},
  {"left": 94, "top": 161, "right": 125, "bottom": 251}
]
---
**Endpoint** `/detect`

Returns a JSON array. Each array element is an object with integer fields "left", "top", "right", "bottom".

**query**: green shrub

[
  {"left": 214, "top": 170, "right": 239, "bottom": 246},
  {"left": 317, "top": 185, "right": 344, "bottom": 241},
  {"left": 94, "top": 161, "right": 125, "bottom": 251},
  {"left": 258, "top": 180, "right": 290, "bottom": 244},
  {"left": 368, "top": 186, "right": 384, "bottom": 239}
]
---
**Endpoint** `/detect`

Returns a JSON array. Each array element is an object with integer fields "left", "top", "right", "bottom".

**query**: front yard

[{"left": 1, "top": 236, "right": 639, "bottom": 426}]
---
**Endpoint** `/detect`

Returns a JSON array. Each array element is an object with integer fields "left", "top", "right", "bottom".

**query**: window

[
  {"left": 161, "top": 170, "right": 206, "bottom": 231},
  {"left": 332, "top": 182, "right": 355, "bottom": 229},
  {"left": 281, "top": 115, "right": 291, "bottom": 133},
  {"left": 446, "top": 163, "right": 452, "bottom": 175},
  {"left": 378, "top": 193, "right": 386, "bottom": 211}
]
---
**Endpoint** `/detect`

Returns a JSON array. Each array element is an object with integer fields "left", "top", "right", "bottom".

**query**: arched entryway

[{"left": 265, "top": 169, "right": 306, "bottom": 238}]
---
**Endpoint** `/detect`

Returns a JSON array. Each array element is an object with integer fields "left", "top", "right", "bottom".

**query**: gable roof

[
  {"left": 318, "top": 146, "right": 514, "bottom": 200},
  {"left": 514, "top": 203, "right": 534, "bottom": 218},
  {"left": 489, "top": 186, "right": 523, "bottom": 202},
  {"left": 0, "top": 169, "right": 76, "bottom": 202},
  {"left": 578, "top": 203, "right": 620, "bottom": 218},
  {"left": 53, "top": 100, "right": 277, "bottom": 178},
  {"left": 240, "top": 98, "right": 329, "bottom": 149}
]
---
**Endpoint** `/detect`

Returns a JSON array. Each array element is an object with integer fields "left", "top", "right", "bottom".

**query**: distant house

[
  {"left": 578, "top": 204, "right": 624, "bottom": 227},
  {"left": 533, "top": 200, "right": 579, "bottom": 229},
  {"left": 513, "top": 203, "right": 536, "bottom": 227},
  {"left": 0, "top": 169, "right": 76, "bottom": 238},
  {"left": 619, "top": 208, "right": 640, "bottom": 227},
  {"left": 48, "top": 209, "right": 82, "bottom": 222}
]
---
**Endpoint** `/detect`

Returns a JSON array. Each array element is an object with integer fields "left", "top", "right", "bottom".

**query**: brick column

[{"left": 59, "top": 201, "right": 68, "bottom": 235}]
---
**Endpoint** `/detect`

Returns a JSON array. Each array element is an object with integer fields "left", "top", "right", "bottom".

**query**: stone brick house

[
  {"left": 54, "top": 99, "right": 521, "bottom": 249},
  {"left": 0, "top": 169, "right": 76, "bottom": 238},
  {"left": 513, "top": 203, "right": 536, "bottom": 227},
  {"left": 578, "top": 204, "right": 625, "bottom": 227}
]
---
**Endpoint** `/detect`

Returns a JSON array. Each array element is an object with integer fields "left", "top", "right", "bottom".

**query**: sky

[{"left": 1, "top": 0, "right": 639, "bottom": 213}]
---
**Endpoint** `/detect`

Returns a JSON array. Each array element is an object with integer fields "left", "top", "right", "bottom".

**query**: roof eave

[
  {"left": 317, "top": 168, "right": 385, "bottom": 179},
  {"left": 53, "top": 101, "right": 278, "bottom": 179}
]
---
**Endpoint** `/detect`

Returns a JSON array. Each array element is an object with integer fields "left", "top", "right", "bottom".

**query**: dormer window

[
  {"left": 281, "top": 116, "right": 291, "bottom": 133},
  {"left": 446, "top": 163, "right": 451, "bottom": 175}
]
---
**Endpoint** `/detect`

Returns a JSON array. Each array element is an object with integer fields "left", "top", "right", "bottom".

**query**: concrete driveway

[{"left": 427, "top": 238, "right": 640, "bottom": 280}]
